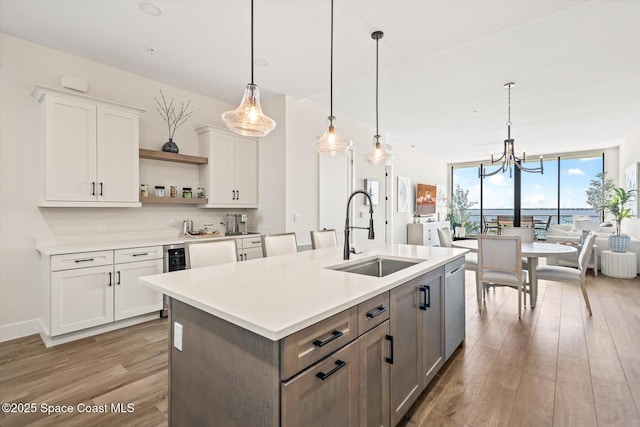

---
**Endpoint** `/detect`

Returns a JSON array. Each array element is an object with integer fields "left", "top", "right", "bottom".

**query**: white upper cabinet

[
  {"left": 197, "top": 126, "right": 259, "bottom": 208},
  {"left": 32, "top": 85, "right": 143, "bottom": 207}
]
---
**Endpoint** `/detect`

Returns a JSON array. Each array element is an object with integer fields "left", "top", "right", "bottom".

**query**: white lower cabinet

[
  {"left": 51, "top": 264, "right": 114, "bottom": 335},
  {"left": 237, "top": 236, "right": 263, "bottom": 261},
  {"left": 45, "top": 246, "right": 162, "bottom": 340},
  {"left": 114, "top": 258, "right": 163, "bottom": 321}
]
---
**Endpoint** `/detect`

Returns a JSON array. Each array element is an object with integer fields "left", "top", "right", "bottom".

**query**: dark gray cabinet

[
  {"left": 389, "top": 267, "right": 444, "bottom": 425},
  {"left": 282, "top": 340, "right": 359, "bottom": 427},
  {"left": 358, "top": 320, "right": 390, "bottom": 427}
]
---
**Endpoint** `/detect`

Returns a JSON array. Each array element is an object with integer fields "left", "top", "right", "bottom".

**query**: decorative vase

[
  {"left": 161, "top": 138, "right": 179, "bottom": 153},
  {"left": 609, "top": 234, "right": 630, "bottom": 253}
]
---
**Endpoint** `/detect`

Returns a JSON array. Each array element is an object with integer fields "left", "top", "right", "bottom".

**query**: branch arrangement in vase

[{"left": 154, "top": 89, "right": 194, "bottom": 153}]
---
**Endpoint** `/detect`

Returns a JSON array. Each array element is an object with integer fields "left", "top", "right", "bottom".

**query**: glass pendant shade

[
  {"left": 222, "top": 83, "right": 275, "bottom": 137},
  {"left": 314, "top": 116, "right": 352, "bottom": 155},
  {"left": 363, "top": 136, "right": 392, "bottom": 165}
]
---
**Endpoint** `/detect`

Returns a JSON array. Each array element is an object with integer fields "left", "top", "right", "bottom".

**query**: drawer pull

[
  {"left": 74, "top": 258, "right": 95, "bottom": 263},
  {"left": 313, "top": 330, "right": 343, "bottom": 348},
  {"left": 132, "top": 253, "right": 149, "bottom": 257},
  {"left": 250, "top": 240, "right": 261, "bottom": 244},
  {"left": 365, "top": 306, "right": 388, "bottom": 319},
  {"left": 385, "top": 334, "right": 394, "bottom": 364},
  {"left": 447, "top": 266, "right": 463, "bottom": 276},
  {"left": 316, "top": 360, "right": 346, "bottom": 381}
]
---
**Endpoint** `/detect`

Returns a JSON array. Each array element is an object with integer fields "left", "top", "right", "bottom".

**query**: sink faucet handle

[{"left": 350, "top": 247, "right": 362, "bottom": 255}]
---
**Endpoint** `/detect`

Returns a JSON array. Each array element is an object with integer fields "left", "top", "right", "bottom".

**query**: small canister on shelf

[
  {"left": 155, "top": 186, "right": 165, "bottom": 197},
  {"left": 196, "top": 187, "right": 205, "bottom": 199},
  {"left": 140, "top": 184, "right": 148, "bottom": 198},
  {"left": 182, "top": 187, "right": 192, "bottom": 198},
  {"left": 170, "top": 186, "right": 177, "bottom": 198}
]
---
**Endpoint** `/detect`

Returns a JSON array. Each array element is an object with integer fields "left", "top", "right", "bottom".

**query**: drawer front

[
  {"left": 357, "top": 292, "right": 390, "bottom": 336},
  {"left": 51, "top": 250, "right": 113, "bottom": 271},
  {"left": 281, "top": 340, "right": 359, "bottom": 427},
  {"left": 241, "top": 236, "right": 263, "bottom": 249},
  {"left": 281, "top": 306, "right": 358, "bottom": 380},
  {"left": 114, "top": 245, "right": 163, "bottom": 263}
]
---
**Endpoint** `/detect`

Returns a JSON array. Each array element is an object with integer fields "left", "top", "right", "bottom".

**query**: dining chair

[
  {"left": 438, "top": 226, "right": 480, "bottom": 296},
  {"left": 501, "top": 226, "right": 535, "bottom": 270},
  {"left": 536, "top": 232, "right": 596, "bottom": 315},
  {"left": 477, "top": 234, "right": 528, "bottom": 318},
  {"left": 497, "top": 215, "right": 514, "bottom": 234},
  {"left": 310, "top": 229, "right": 338, "bottom": 249},
  {"left": 262, "top": 232, "right": 298, "bottom": 257},
  {"left": 521, "top": 215, "right": 535, "bottom": 228},
  {"left": 534, "top": 215, "right": 552, "bottom": 240},
  {"left": 186, "top": 239, "right": 238, "bottom": 269},
  {"left": 482, "top": 215, "right": 499, "bottom": 234}
]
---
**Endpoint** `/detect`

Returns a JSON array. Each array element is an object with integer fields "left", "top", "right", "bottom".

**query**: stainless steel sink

[{"left": 327, "top": 256, "right": 425, "bottom": 278}]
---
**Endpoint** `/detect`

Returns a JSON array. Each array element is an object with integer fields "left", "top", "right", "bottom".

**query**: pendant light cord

[
  {"left": 375, "top": 35, "right": 379, "bottom": 136},
  {"left": 251, "top": 0, "right": 254, "bottom": 84},
  {"left": 330, "top": 0, "right": 334, "bottom": 121}
]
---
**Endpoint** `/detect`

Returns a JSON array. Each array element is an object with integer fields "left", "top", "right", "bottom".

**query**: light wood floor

[{"left": 1, "top": 272, "right": 639, "bottom": 426}]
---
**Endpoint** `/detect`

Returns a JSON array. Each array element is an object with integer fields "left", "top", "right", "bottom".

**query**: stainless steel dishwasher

[{"left": 444, "top": 256, "right": 466, "bottom": 360}]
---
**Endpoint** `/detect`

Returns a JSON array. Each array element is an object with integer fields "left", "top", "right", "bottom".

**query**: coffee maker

[{"left": 225, "top": 214, "right": 248, "bottom": 235}]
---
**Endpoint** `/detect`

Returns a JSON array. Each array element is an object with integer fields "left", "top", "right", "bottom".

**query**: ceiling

[{"left": 2, "top": 0, "right": 639, "bottom": 163}]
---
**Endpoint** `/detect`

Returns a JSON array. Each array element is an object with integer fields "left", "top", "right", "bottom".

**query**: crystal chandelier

[
  {"left": 222, "top": 0, "right": 276, "bottom": 138},
  {"left": 479, "top": 82, "right": 543, "bottom": 178},
  {"left": 363, "top": 30, "right": 392, "bottom": 165},
  {"left": 313, "top": 0, "right": 352, "bottom": 155}
]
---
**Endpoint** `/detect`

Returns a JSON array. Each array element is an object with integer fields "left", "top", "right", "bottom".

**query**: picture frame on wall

[
  {"left": 397, "top": 176, "right": 410, "bottom": 213},
  {"left": 625, "top": 162, "right": 638, "bottom": 217},
  {"left": 364, "top": 179, "right": 379, "bottom": 206},
  {"left": 416, "top": 183, "right": 437, "bottom": 215}
]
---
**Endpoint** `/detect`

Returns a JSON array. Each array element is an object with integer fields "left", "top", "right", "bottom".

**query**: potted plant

[
  {"left": 607, "top": 186, "right": 638, "bottom": 252},
  {"left": 155, "top": 90, "right": 193, "bottom": 153},
  {"left": 446, "top": 184, "right": 478, "bottom": 236}
]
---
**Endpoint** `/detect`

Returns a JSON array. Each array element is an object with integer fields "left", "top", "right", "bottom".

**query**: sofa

[{"left": 545, "top": 223, "right": 640, "bottom": 274}]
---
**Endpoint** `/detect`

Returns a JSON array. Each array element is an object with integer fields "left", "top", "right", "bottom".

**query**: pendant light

[
  {"left": 222, "top": 0, "right": 276, "bottom": 138},
  {"left": 479, "top": 82, "right": 543, "bottom": 178},
  {"left": 364, "top": 30, "right": 392, "bottom": 165},
  {"left": 313, "top": 0, "right": 352, "bottom": 155}
]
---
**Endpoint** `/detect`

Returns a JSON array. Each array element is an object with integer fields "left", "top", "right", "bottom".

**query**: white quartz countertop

[
  {"left": 139, "top": 242, "right": 468, "bottom": 341},
  {"left": 36, "top": 233, "right": 262, "bottom": 255}
]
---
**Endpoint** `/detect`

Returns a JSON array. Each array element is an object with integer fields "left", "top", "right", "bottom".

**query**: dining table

[{"left": 451, "top": 239, "right": 577, "bottom": 308}]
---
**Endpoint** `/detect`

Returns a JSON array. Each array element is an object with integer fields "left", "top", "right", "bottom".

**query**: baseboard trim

[
  {"left": 0, "top": 319, "right": 39, "bottom": 342},
  {"left": 38, "top": 313, "right": 161, "bottom": 348}
]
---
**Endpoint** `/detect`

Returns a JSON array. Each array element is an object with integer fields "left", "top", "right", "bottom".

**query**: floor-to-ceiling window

[{"left": 451, "top": 152, "right": 603, "bottom": 238}]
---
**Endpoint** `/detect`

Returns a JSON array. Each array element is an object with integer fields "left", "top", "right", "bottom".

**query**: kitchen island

[{"left": 139, "top": 242, "right": 468, "bottom": 426}]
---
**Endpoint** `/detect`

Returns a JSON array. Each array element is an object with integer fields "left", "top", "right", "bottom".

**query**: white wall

[
  {"left": 283, "top": 99, "right": 388, "bottom": 246},
  {"left": 619, "top": 127, "right": 640, "bottom": 239}
]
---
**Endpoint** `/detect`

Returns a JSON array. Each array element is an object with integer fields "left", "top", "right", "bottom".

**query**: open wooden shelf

[
  {"left": 139, "top": 149, "right": 208, "bottom": 165},
  {"left": 140, "top": 196, "right": 208, "bottom": 205}
]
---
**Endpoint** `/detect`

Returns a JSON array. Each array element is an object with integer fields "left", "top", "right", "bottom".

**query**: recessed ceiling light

[
  {"left": 254, "top": 58, "right": 270, "bottom": 67},
  {"left": 139, "top": 2, "right": 162, "bottom": 17},
  {"left": 148, "top": 47, "right": 156, "bottom": 54}
]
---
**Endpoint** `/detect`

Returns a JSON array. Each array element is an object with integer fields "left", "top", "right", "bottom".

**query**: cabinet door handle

[
  {"left": 447, "top": 266, "right": 463, "bottom": 276},
  {"left": 74, "top": 258, "right": 95, "bottom": 263},
  {"left": 117, "top": 271, "right": 121, "bottom": 285},
  {"left": 313, "top": 330, "right": 343, "bottom": 347},
  {"left": 232, "top": 190, "right": 236, "bottom": 200},
  {"left": 99, "top": 182, "right": 103, "bottom": 196},
  {"left": 91, "top": 182, "right": 96, "bottom": 196},
  {"left": 385, "top": 334, "right": 394, "bottom": 364},
  {"left": 315, "top": 360, "right": 346, "bottom": 381},
  {"left": 419, "top": 285, "right": 431, "bottom": 310},
  {"left": 108, "top": 272, "right": 112, "bottom": 287},
  {"left": 365, "top": 305, "right": 388, "bottom": 319},
  {"left": 236, "top": 190, "right": 239, "bottom": 200},
  {"left": 132, "top": 253, "right": 149, "bottom": 257}
]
